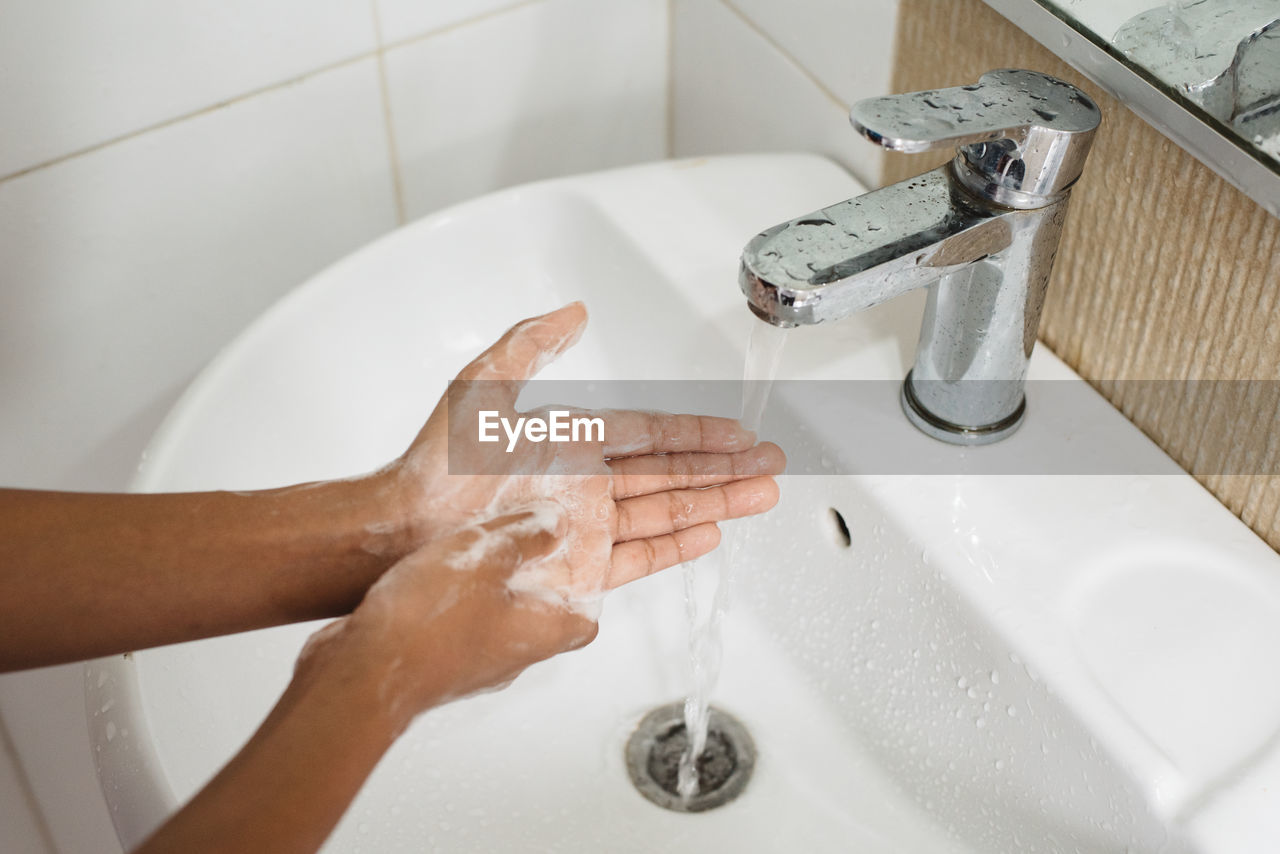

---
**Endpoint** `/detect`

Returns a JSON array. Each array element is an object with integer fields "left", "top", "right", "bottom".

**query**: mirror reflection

[{"left": 1045, "top": 0, "right": 1279, "bottom": 162}]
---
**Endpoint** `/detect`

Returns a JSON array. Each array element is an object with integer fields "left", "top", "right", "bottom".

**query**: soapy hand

[
  {"left": 379, "top": 302, "right": 785, "bottom": 607},
  {"left": 302, "top": 507, "right": 596, "bottom": 723},
  {"left": 314, "top": 302, "right": 785, "bottom": 717},
  {"left": 123, "top": 303, "right": 786, "bottom": 854}
]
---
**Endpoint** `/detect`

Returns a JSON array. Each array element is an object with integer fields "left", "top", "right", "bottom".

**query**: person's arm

[
  {"left": 129, "top": 622, "right": 405, "bottom": 854},
  {"left": 0, "top": 479, "right": 406, "bottom": 671},
  {"left": 0, "top": 302, "right": 784, "bottom": 672}
]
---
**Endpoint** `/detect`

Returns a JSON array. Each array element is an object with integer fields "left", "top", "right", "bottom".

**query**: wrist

[
  {"left": 336, "top": 470, "right": 421, "bottom": 563},
  {"left": 292, "top": 618, "right": 422, "bottom": 741},
  {"left": 360, "top": 462, "right": 437, "bottom": 560},
  {"left": 272, "top": 470, "right": 421, "bottom": 575}
]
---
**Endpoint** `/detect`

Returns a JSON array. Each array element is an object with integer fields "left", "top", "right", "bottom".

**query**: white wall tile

[
  {"left": 0, "top": 0, "right": 378, "bottom": 178},
  {"left": 0, "top": 720, "right": 55, "bottom": 854},
  {"left": 723, "top": 0, "right": 898, "bottom": 109},
  {"left": 0, "top": 58, "right": 399, "bottom": 491},
  {"left": 375, "top": 0, "right": 526, "bottom": 45},
  {"left": 672, "top": 0, "right": 885, "bottom": 188},
  {"left": 383, "top": 0, "right": 668, "bottom": 220}
]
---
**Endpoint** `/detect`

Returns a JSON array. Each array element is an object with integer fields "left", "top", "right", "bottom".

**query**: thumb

[{"left": 454, "top": 302, "right": 588, "bottom": 409}]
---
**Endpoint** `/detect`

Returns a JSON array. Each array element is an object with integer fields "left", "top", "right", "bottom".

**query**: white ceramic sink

[{"left": 87, "top": 155, "right": 1280, "bottom": 853}]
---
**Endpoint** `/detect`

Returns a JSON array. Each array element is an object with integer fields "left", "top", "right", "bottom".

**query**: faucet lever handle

[{"left": 850, "top": 68, "right": 1101, "bottom": 207}]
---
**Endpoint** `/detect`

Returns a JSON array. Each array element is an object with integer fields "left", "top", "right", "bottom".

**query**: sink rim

[{"left": 84, "top": 153, "right": 1280, "bottom": 854}]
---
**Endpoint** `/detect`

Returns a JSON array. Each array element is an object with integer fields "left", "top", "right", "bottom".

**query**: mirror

[{"left": 983, "top": 0, "right": 1280, "bottom": 217}]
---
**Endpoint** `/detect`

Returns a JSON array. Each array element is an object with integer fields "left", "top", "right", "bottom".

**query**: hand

[
  {"left": 305, "top": 302, "right": 786, "bottom": 720},
  {"left": 129, "top": 304, "right": 786, "bottom": 854},
  {"left": 137, "top": 511, "right": 580, "bottom": 854},
  {"left": 301, "top": 507, "right": 597, "bottom": 724},
  {"left": 374, "top": 302, "right": 785, "bottom": 604}
]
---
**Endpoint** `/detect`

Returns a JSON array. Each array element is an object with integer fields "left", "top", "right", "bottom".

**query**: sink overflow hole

[
  {"left": 829, "top": 507, "right": 852, "bottom": 548},
  {"left": 625, "top": 703, "right": 756, "bottom": 813}
]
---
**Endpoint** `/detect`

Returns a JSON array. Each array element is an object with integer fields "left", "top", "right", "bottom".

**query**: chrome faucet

[{"left": 740, "top": 69, "right": 1101, "bottom": 444}]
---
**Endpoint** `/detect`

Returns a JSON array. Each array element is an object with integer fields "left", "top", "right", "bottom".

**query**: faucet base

[{"left": 900, "top": 370, "right": 1026, "bottom": 446}]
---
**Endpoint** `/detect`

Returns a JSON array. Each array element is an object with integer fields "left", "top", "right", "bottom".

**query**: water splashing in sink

[{"left": 676, "top": 319, "right": 790, "bottom": 801}]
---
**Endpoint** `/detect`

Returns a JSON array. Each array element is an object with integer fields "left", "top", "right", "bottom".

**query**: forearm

[
  {"left": 133, "top": 624, "right": 408, "bottom": 854},
  {"left": 0, "top": 478, "right": 412, "bottom": 671}
]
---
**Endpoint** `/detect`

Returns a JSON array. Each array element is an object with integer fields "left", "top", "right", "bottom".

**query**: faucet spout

[
  {"left": 740, "top": 166, "right": 1015, "bottom": 328},
  {"left": 737, "top": 69, "right": 1099, "bottom": 445}
]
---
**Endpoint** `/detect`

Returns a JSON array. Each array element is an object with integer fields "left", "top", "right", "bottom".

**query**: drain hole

[
  {"left": 625, "top": 703, "right": 756, "bottom": 813},
  {"left": 646, "top": 723, "right": 737, "bottom": 797},
  {"left": 829, "top": 507, "right": 852, "bottom": 548}
]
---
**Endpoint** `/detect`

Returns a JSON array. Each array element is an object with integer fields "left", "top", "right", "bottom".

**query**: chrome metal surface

[
  {"left": 741, "top": 70, "right": 1096, "bottom": 444},
  {"left": 624, "top": 703, "right": 756, "bottom": 814},
  {"left": 850, "top": 68, "right": 1100, "bottom": 206},
  {"left": 901, "top": 370, "right": 1027, "bottom": 445},
  {"left": 981, "top": 0, "right": 1280, "bottom": 218},
  {"left": 1114, "top": 3, "right": 1280, "bottom": 145}
]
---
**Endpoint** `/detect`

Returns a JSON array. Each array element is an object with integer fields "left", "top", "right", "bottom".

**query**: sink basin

[{"left": 86, "top": 154, "right": 1280, "bottom": 853}]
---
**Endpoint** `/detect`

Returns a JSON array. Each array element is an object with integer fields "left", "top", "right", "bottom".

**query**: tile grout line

[
  {"left": 715, "top": 0, "right": 850, "bottom": 113},
  {"left": 370, "top": 0, "right": 408, "bottom": 225},
  {"left": 0, "top": 0, "right": 547, "bottom": 190},
  {"left": 666, "top": 0, "right": 677, "bottom": 159},
  {"left": 378, "top": 0, "right": 546, "bottom": 55},
  {"left": 0, "top": 51, "right": 378, "bottom": 188},
  {"left": 0, "top": 714, "right": 59, "bottom": 854}
]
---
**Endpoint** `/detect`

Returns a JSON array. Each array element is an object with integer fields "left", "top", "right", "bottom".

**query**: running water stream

[{"left": 676, "top": 319, "right": 790, "bottom": 800}]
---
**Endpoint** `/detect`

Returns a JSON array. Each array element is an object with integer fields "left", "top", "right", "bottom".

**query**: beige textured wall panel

[{"left": 889, "top": 0, "right": 1280, "bottom": 551}]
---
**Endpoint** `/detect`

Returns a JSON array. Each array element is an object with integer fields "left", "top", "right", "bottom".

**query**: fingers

[
  {"left": 607, "top": 522, "right": 721, "bottom": 588},
  {"left": 456, "top": 302, "right": 588, "bottom": 392},
  {"left": 600, "top": 411, "right": 757, "bottom": 457},
  {"left": 608, "top": 442, "right": 786, "bottom": 499},
  {"left": 613, "top": 476, "right": 780, "bottom": 543}
]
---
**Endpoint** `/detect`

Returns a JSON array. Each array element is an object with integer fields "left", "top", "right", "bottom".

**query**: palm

[{"left": 391, "top": 303, "right": 782, "bottom": 597}]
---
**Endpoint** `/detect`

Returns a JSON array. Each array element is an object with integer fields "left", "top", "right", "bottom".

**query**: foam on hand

[{"left": 442, "top": 500, "right": 566, "bottom": 572}]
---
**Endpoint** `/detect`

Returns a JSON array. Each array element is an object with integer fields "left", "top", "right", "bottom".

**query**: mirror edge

[{"left": 981, "top": 0, "right": 1280, "bottom": 219}]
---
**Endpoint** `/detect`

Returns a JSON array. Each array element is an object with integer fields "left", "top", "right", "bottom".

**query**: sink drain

[{"left": 625, "top": 702, "right": 756, "bottom": 813}]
